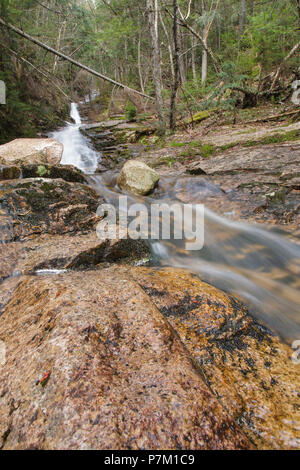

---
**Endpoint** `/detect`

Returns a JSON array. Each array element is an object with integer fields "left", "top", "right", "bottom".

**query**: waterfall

[{"left": 50, "top": 102, "right": 100, "bottom": 174}]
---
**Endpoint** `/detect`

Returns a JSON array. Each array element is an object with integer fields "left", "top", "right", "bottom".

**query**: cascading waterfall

[
  {"left": 58, "top": 102, "right": 300, "bottom": 343},
  {"left": 50, "top": 103, "right": 99, "bottom": 174}
]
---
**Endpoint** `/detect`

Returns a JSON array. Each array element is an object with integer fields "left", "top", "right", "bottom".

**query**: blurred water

[{"left": 87, "top": 173, "right": 300, "bottom": 342}]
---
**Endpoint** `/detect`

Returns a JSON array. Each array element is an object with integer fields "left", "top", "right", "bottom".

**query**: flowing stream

[{"left": 53, "top": 102, "right": 300, "bottom": 343}]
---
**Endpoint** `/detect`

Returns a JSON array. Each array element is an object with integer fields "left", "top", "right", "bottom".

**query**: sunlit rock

[
  {"left": 0, "top": 138, "right": 63, "bottom": 166},
  {"left": 117, "top": 159, "right": 160, "bottom": 195},
  {"left": 0, "top": 267, "right": 252, "bottom": 450}
]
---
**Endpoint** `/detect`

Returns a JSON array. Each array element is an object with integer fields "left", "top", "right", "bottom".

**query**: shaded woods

[{"left": 0, "top": 0, "right": 299, "bottom": 137}]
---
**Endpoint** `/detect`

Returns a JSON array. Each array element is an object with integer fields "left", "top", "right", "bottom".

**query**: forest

[{"left": 0, "top": 0, "right": 299, "bottom": 141}]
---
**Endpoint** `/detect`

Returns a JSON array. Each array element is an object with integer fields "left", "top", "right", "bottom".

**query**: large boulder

[
  {"left": 0, "top": 268, "right": 251, "bottom": 450},
  {"left": 0, "top": 139, "right": 63, "bottom": 166},
  {"left": 117, "top": 160, "right": 160, "bottom": 195},
  {"left": 0, "top": 265, "right": 299, "bottom": 450}
]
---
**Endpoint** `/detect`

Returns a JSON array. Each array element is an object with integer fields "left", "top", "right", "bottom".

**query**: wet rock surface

[
  {"left": 0, "top": 139, "right": 63, "bottom": 166},
  {"left": 199, "top": 142, "right": 300, "bottom": 228},
  {"left": 127, "top": 267, "right": 300, "bottom": 450},
  {"left": 146, "top": 140, "right": 300, "bottom": 231},
  {"left": 0, "top": 233, "right": 150, "bottom": 281},
  {"left": 0, "top": 177, "right": 149, "bottom": 281},
  {"left": 0, "top": 178, "right": 100, "bottom": 241},
  {"left": 81, "top": 120, "right": 155, "bottom": 172}
]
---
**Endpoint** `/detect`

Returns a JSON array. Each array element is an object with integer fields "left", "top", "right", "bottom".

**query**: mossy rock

[{"left": 0, "top": 178, "right": 101, "bottom": 240}]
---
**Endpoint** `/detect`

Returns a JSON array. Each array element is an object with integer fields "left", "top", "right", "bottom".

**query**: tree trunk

[
  {"left": 201, "top": 46, "right": 207, "bottom": 85},
  {"left": 159, "top": 12, "right": 175, "bottom": 80},
  {"left": 178, "top": 28, "right": 186, "bottom": 85},
  {"left": 147, "top": 0, "right": 166, "bottom": 129},
  {"left": 191, "top": 35, "right": 197, "bottom": 83},
  {"left": 170, "top": 0, "right": 180, "bottom": 131},
  {"left": 53, "top": 20, "right": 66, "bottom": 72},
  {"left": 239, "top": 0, "right": 246, "bottom": 34},
  {"left": 137, "top": 37, "right": 145, "bottom": 94}
]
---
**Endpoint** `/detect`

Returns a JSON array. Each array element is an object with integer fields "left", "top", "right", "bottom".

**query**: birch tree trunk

[
  {"left": 147, "top": 0, "right": 166, "bottom": 129},
  {"left": 201, "top": 0, "right": 208, "bottom": 85},
  {"left": 201, "top": 45, "right": 208, "bottom": 85},
  {"left": 200, "top": 0, "right": 221, "bottom": 85},
  {"left": 178, "top": 29, "right": 186, "bottom": 85},
  {"left": 159, "top": 12, "right": 175, "bottom": 80},
  {"left": 170, "top": 0, "right": 180, "bottom": 130},
  {"left": 191, "top": 35, "right": 197, "bottom": 83},
  {"left": 137, "top": 37, "right": 145, "bottom": 94},
  {"left": 53, "top": 20, "right": 66, "bottom": 72}
]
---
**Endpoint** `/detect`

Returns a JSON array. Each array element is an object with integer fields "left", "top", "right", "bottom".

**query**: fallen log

[
  {"left": 0, "top": 18, "right": 154, "bottom": 101},
  {"left": 176, "top": 109, "right": 217, "bottom": 128},
  {"left": 243, "top": 109, "right": 300, "bottom": 125}
]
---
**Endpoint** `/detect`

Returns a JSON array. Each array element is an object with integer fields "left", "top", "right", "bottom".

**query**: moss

[
  {"left": 243, "top": 129, "right": 300, "bottom": 146},
  {"left": 188, "top": 142, "right": 215, "bottom": 157},
  {"left": 188, "top": 140, "right": 202, "bottom": 148},
  {"left": 201, "top": 144, "right": 215, "bottom": 157},
  {"left": 220, "top": 143, "right": 238, "bottom": 151},
  {"left": 169, "top": 141, "right": 186, "bottom": 148},
  {"left": 174, "top": 141, "right": 216, "bottom": 159},
  {"left": 219, "top": 129, "right": 300, "bottom": 152},
  {"left": 185, "top": 110, "right": 212, "bottom": 125},
  {"left": 179, "top": 149, "right": 197, "bottom": 158},
  {"left": 37, "top": 165, "right": 50, "bottom": 177}
]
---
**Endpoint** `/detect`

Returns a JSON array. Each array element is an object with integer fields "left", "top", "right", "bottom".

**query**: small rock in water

[{"left": 117, "top": 160, "right": 160, "bottom": 195}]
